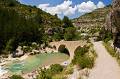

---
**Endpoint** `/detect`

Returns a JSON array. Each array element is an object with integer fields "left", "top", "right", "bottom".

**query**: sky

[{"left": 19, "top": 0, "right": 112, "bottom": 19}]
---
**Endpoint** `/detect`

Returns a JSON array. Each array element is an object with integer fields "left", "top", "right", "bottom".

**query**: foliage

[
  {"left": 77, "top": 55, "right": 94, "bottom": 69},
  {"left": 64, "top": 65, "right": 73, "bottom": 74},
  {"left": 0, "top": 7, "right": 43, "bottom": 53},
  {"left": 0, "top": 0, "right": 78, "bottom": 54},
  {"left": 52, "top": 75, "right": 67, "bottom": 79},
  {"left": 50, "top": 64, "right": 63, "bottom": 75},
  {"left": 62, "top": 16, "right": 74, "bottom": 28},
  {"left": 72, "top": 46, "right": 94, "bottom": 69},
  {"left": 37, "top": 64, "right": 63, "bottom": 79},
  {"left": 0, "top": 0, "right": 64, "bottom": 54},
  {"left": 103, "top": 42, "right": 116, "bottom": 57},
  {"left": 74, "top": 46, "right": 89, "bottom": 56},
  {"left": 64, "top": 27, "right": 76, "bottom": 41},
  {"left": 62, "top": 16, "right": 78, "bottom": 41},
  {"left": 4, "top": 38, "right": 15, "bottom": 54},
  {"left": 53, "top": 33, "right": 61, "bottom": 41},
  {"left": 102, "top": 30, "right": 113, "bottom": 43},
  {"left": 37, "top": 68, "right": 52, "bottom": 79},
  {"left": 98, "top": 27, "right": 113, "bottom": 42},
  {"left": 10, "top": 75, "right": 24, "bottom": 79},
  {"left": 22, "top": 46, "right": 32, "bottom": 53}
]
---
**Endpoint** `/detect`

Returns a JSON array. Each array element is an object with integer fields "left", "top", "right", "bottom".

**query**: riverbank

[
  {"left": 22, "top": 60, "right": 70, "bottom": 79},
  {"left": 0, "top": 53, "right": 69, "bottom": 79}
]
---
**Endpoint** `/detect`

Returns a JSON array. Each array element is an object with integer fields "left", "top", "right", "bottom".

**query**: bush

[
  {"left": 64, "top": 27, "right": 76, "bottom": 41},
  {"left": 37, "top": 64, "right": 63, "bottom": 79},
  {"left": 10, "top": 75, "right": 24, "bottom": 79},
  {"left": 98, "top": 27, "right": 113, "bottom": 42},
  {"left": 72, "top": 46, "right": 94, "bottom": 69},
  {"left": 74, "top": 46, "right": 89, "bottom": 56},
  {"left": 78, "top": 56, "right": 94, "bottom": 69},
  {"left": 50, "top": 64, "right": 63, "bottom": 74},
  {"left": 37, "top": 68, "right": 52, "bottom": 79},
  {"left": 52, "top": 75, "right": 67, "bottom": 79},
  {"left": 64, "top": 65, "right": 73, "bottom": 74}
]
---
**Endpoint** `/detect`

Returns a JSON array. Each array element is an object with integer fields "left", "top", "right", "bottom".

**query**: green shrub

[
  {"left": 103, "top": 31, "right": 113, "bottom": 43},
  {"left": 103, "top": 42, "right": 116, "bottom": 57},
  {"left": 50, "top": 64, "right": 63, "bottom": 74},
  {"left": 10, "top": 75, "right": 24, "bottom": 79},
  {"left": 37, "top": 68, "right": 52, "bottom": 79},
  {"left": 37, "top": 64, "right": 63, "bottom": 79},
  {"left": 78, "top": 56, "right": 94, "bottom": 69},
  {"left": 64, "top": 27, "right": 76, "bottom": 41},
  {"left": 74, "top": 46, "right": 89, "bottom": 56},
  {"left": 72, "top": 46, "right": 94, "bottom": 69},
  {"left": 52, "top": 75, "right": 67, "bottom": 79},
  {"left": 64, "top": 66, "right": 73, "bottom": 74}
]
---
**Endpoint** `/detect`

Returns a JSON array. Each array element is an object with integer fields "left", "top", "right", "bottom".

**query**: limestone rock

[
  {"left": 113, "top": 0, "right": 120, "bottom": 8},
  {"left": 105, "top": 0, "right": 120, "bottom": 47}
]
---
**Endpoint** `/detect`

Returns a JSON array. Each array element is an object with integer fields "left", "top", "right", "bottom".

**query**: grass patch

[
  {"left": 52, "top": 74, "right": 67, "bottom": 79},
  {"left": 103, "top": 42, "right": 116, "bottom": 57},
  {"left": 63, "top": 64, "right": 74, "bottom": 75}
]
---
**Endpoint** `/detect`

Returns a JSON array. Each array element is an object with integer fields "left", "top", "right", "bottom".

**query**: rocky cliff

[
  {"left": 72, "top": 5, "right": 111, "bottom": 35},
  {"left": 105, "top": 0, "right": 120, "bottom": 47}
]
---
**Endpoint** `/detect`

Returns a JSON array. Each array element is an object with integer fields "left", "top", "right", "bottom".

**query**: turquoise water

[{"left": 7, "top": 53, "right": 69, "bottom": 74}]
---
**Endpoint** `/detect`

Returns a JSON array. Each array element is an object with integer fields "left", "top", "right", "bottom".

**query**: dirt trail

[{"left": 88, "top": 41, "right": 120, "bottom": 79}]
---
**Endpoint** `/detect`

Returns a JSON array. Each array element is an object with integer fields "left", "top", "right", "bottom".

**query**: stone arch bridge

[{"left": 49, "top": 41, "right": 86, "bottom": 61}]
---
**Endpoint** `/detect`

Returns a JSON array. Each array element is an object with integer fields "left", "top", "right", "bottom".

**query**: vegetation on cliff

[
  {"left": 72, "top": 5, "right": 111, "bottom": 36},
  {"left": 0, "top": 0, "right": 77, "bottom": 54}
]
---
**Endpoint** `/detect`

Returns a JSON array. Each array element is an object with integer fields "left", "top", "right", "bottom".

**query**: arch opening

[{"left": 58, "top": 45, "right": 70, "bottom": 56}]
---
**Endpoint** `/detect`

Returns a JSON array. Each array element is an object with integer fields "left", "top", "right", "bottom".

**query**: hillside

[
  {"left": 72, "top": 5, "right": 112, "bottom": 34},
  {"left": 0, "top": 0, "right": 62, "bottom": 28},
  {"left": 0, "top": 0, "right": 76, "bottom": 54}
]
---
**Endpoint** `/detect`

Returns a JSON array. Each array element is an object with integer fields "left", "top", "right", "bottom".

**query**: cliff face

[
  {"left": 113, "top": 0, "right": 120, "bottom": 8},
  {"left": 106, "top": 0, "right": 120, "bottom": 47},
  {"left": 72, "top": 6, "right": 111, "bottom": 34}
]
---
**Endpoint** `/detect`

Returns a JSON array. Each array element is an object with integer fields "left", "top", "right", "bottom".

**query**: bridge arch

[
  {"left": 49, "top": 41, "right": 86, "bottom": 61},
  {"left": 58, "top": 44, "right": 70, "bottom": 56}
]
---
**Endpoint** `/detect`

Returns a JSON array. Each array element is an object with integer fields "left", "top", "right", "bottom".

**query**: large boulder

[{"left": 12, "top": 46, "right": 24, "bottom": 58}]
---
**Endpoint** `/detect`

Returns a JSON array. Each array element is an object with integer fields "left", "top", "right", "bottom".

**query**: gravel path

[{"left": 88, "top": 41, "right": 120, "bottom": 79}]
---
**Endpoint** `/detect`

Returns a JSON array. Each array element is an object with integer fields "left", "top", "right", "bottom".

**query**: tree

[
  {"left": 53, "top": 33, "right": 61, "bottom": 41},
  {"left": 62, "top": 16, "right": 74, "bottom": 28},
  {"left": 4, "top": 38, "right": 15, "bottom": 53},
  {"left": 64, "top": 27, "right": 76, "bottom": 41},
  {"left": 0, "top": 0, "right": 63, "bottom": 54}
]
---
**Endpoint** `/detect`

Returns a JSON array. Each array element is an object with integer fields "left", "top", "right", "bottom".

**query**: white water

[{"left": 0, "top": 66, "right": 8, "bottom": 77}]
